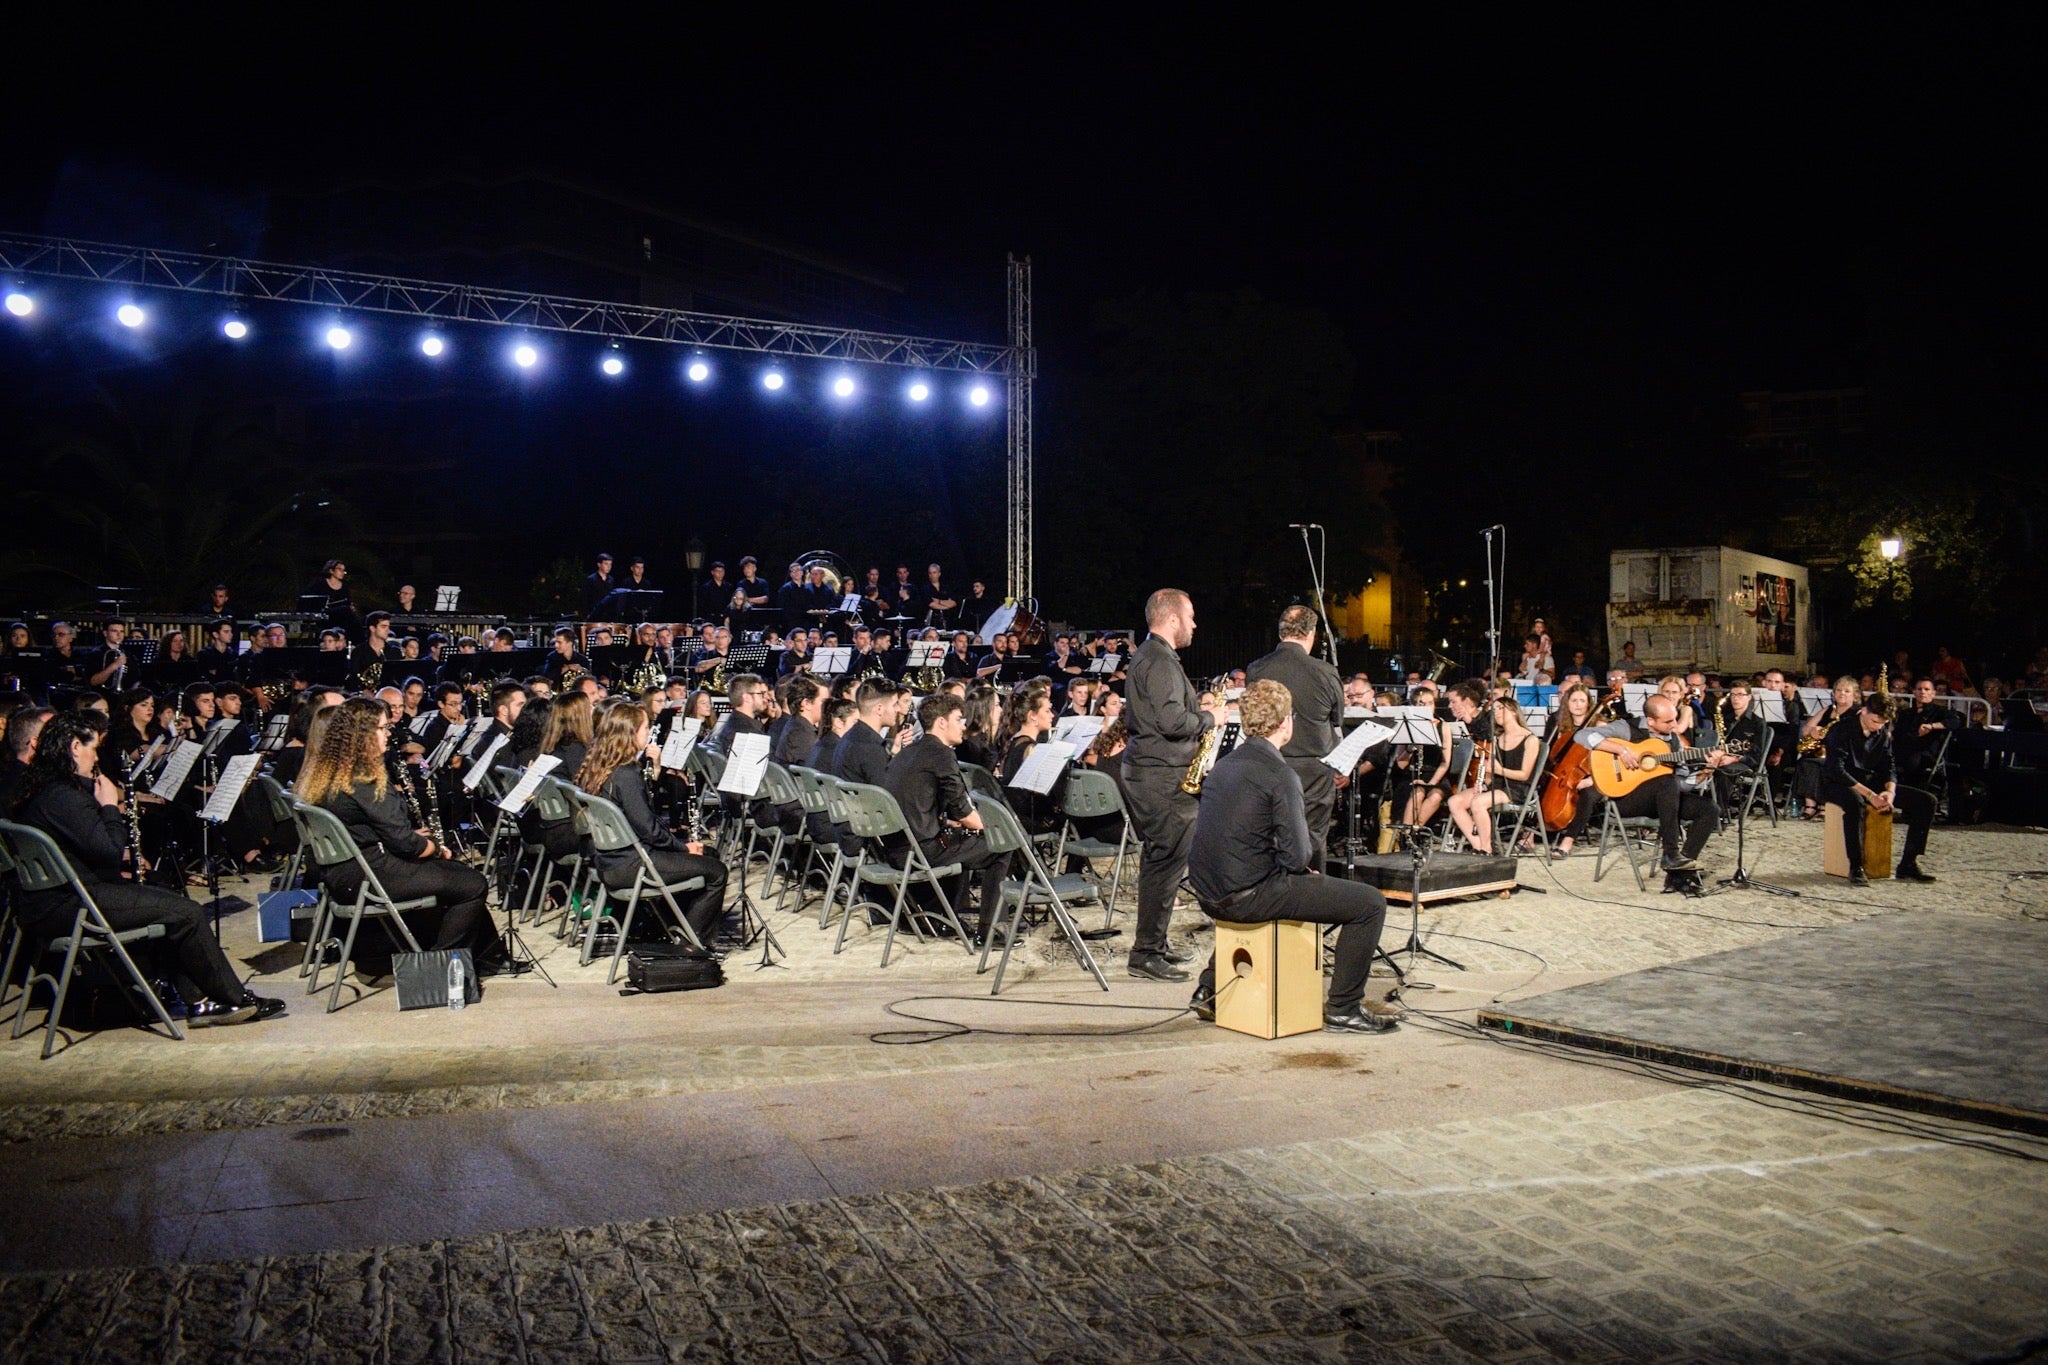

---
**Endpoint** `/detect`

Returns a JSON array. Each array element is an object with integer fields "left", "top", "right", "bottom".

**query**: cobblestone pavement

[{"left": 3, "top": 1087, "right": 2044, "bottom": 1362}]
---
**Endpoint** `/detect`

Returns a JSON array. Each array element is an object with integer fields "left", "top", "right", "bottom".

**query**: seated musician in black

[
  {"left": 996, "top": 685, "right": 1066, "bottom": 837},
  {"left": 710, "top": 673, "right": 802, "bottom": 836},
  {"left": 1573, "top": 693, "right": 1737, "bottom": 895},
  {"left": 941, "top": 632, "right": 979, "bottom": 681},
  {"left": 1187, "top": 680, "right": 1396, "bottom": 1034},
  {"left": 809, "top": 697, "right": 858, "bottom": 773},
  {"left": 302, "top": 559, "right": 359, "bottom": 638},
  {"left": 1823, "top": 693, "right": 1936, "bottom": 885},
  {"left": 581, "top": 553, "right": 616, "bottom": 617},
  {"left": 196, "top": 618, "right": 240, "bottom": 683},
  {"left": 828, "top": 681, "right": 899, "bottom": 856},
  {"left": 1708, "top": 681, "right": 1772, "bottom": 811},
  {"left": 302, "top": 697, "right": 519, "bottom": 974},
  {"left": 543, "top": 627, "right": 588, "bottom": 688},
  {"left": 1893, "top": 678, "right": 1955, "bottom": 787},
  {"left": 773, "top": 676, "right": 825, "bottom": 769},
  {"left": 576, "top": 700, "right": 728, "bottom": 944},
  {"left": 882, "top": 691, "right": 1013, "bottom": 945},
  {"left": 776, "top": 563, "right": 811, "bottom": 635},
  {"left": 10, "top": 711, "right": 284, "bottom": 1025}
]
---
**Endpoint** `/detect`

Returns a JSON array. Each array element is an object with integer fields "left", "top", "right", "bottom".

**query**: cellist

[{"left": 1540, "top": 681, "right": 1601, "bottom": 858}]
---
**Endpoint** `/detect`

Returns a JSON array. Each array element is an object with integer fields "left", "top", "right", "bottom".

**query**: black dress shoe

[
  {"left": 1159, "top": 943, "right": 1196, "bottom": 965},
  {"left": 1127, "top": 952, "right": 1190, "bottom": 982},
  {"left": 1660, "top": 853, "right": 1699, "bottom": 873},
  {"left": 1896, "top": 863, "right": 1937, "bottom": 883},
  {"left": 1850, "top": 870, "right": 1871, "bottom": 888},
  {"left": 1323, "top": 1006, "right": 1397, "bottom": 1034},
  {"left": 1189, "top": 987, "right": 1216, "bottom": 1022},
  {"left": 186, "top": 998, "right": 258, "bottom": 1027},
  {"left": 239, "top": 993, "right": 288, "bottom": 1021}
]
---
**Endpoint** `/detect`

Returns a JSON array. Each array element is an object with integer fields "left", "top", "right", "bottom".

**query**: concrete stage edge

[{"left": 1478, "top": 910, "right": 2048, "bottom": 1136}]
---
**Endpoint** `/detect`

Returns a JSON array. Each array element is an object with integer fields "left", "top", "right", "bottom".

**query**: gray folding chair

[
  {"left": 525, "top": 776, "right": 591, "bottom": 934},
  {"left": 958, "top": 761, "right": 1007, "bottom": 805},
  {"left": 571, "top": 789, "right": 709, "bottom": 983},
  {"left": 254, "top": 775, "right": 308, "bottom": 892},
  {"left": 294, "top": 804, "right": 430, "bottom": 1012},
  {"left": 750, "top": 762, "right": 809, "bottom": 914},
  {"left": 833, "top": 782, "right": 973, "bottom": 966},
  {"left": 1735, "top": 761, "right": 1779, "bottom": 828},
  {"left": 0, "top": 820, "right": 185, "bottom": 1058},
  {"left": 686, "top": 747, "right": 728, "bottom": 844},
  {"left": 817, "top": 774, "right": 868, "bottom": 933},
  {"left": 969, "top": 793, "right": 1107, "bottom": 995},
  {"left": 789, "top": 765, "right": 849, "bottom": 919},
  {"left": 1593, "top": 799, "right": 1662, "bottom": 891},
  {"left": 1053, "top": 768, "right": 1137, "bottom": 930},
  {"left": 1492, "top": 736, "right": 1554, "bottom": 858}
]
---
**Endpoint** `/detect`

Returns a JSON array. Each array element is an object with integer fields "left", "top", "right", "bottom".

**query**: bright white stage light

[
  {"left": 969, "top": 384, "right": 991, "bottom": 407},
  {"left": 832, "top": 375, "right": 856, "bottom": 398},
  {"left": 686, "top": 360, "right": 710, "bottom": 383},
  {"left": 908, "top": 382, "right": 931, "bottom": 403},
  {"left": 4, "top": 293, "right": 32, "bottom": 318},
  {"left": 601, "top": 355, "right": 625, "bottom": 377},
  {"left": 420, "top": 334, "right": 446, "bottom": 357},
  {"left": 116, "top": 304, "right": 146, "bottom": 328},
  {"left": 326, "top": 326, "right": 353, "bottom": 351},
  {"left": 514, "top": 344, "right": 539, "bottom": 368},
  {"left": 762, "top": 370, "right": 786, "bottom": 391},
  {"left": 222, "top": 319, "right": 249, "bottom": 340}
]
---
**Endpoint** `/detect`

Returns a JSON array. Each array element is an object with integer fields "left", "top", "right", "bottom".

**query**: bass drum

[{"left": 1007, "top": 600, "right": 1047, "bottom": 651}]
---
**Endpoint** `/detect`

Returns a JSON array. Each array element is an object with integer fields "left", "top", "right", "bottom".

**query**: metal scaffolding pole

[{"left": 1006, "top": 254, "right": 1035, "bottom": 604}]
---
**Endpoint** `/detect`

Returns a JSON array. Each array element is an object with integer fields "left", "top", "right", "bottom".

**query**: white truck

[{"left": 1606, "top": 547, "right": 1812, "bottom": 677}]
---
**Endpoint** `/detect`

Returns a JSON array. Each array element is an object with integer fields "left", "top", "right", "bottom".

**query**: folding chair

[
  {"left": 1052, "top": 768, "right": 1138, "bottom": 931},
  {"left": 816, "top": 774, "right": 869, "bottom": 933},
  {"left": 970, "top": 793, "right": 1108, "bottom": 995},
  {"left": 958, "top": 761, "right": 1007, "bottom": 806},
  {"left": 254, "top": 775, "right": 308, "bottom": 892},
  {"left": 1492, "top": 737, "right": 1554, "bottom": 858},
  {"left": 571, "top": 790, "right": 709, "bottom": 983},
  {"left": 0, "top": 820, "right": 185, "bottom": 1059},
  {"left": 1592, "top": 800, "right": 1662, "bottom": 890},
  {"left": 524, "top": 777, "right": 591, "bottom": 934},
  {"left": 294, "top": 804, "right": 430, "bottom": 1013},
  {"left": 832, "top": 782, "right": 973, "bottom": 966},
  {"left": 750, "top": 762, "right": 809, "bottom": 914},
  {"left": 1735, "top": 761, "right": 1779, "bottom": 828},
  {"left": 789, "top": 766, "right": 848, "bottom": 918},
  {"left": 686, "top": 747, "right": 728, "bottom": 845}
]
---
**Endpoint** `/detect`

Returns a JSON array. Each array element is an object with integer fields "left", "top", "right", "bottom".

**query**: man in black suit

[
  {"left": 828, "top": 681, "right": 899, "bottom": 857},
  {"left": 581, "top": 553, "right": 616, "bottom": 618},
  {"left": 882, "top": 691, "right": 1012, "bottom": 945},
  {"left": 1246, "top": 605, "right": 1346, "bottom": 860},
  {"left": 1188, "top": 680, "right": 1397, "bottom": 1034}
]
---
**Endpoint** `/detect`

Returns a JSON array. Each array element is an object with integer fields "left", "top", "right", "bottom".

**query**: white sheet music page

[
  {"left": 813, "top": 647, "right": 851, "bottom": 675},
  {"left": 1009, "top": 740, "right": 1076, "bottom": 794},
  {"left": 201, "top": 754, "right": 263, "bottom": 823},
  {"left": 459, "top": 719, "right": 493, "bottom": 757},
  {"left": 151, "top": 741, "right": 204, "bottom": 800},
  {"left": 497, "top": 755, "right": 561, "bottom": 814},
  {"left": 1322, "top": 719, "right": 1393, "bottom": 772},
  {"left": 1051, "top": 715, "right": 1104, "bottom": 748},
  {"left": 717, "top": 732, "right": 771, "bottom": 797},
  {"left": 463, "top": 735, "right": 509, "bottom": 789},
  {"left": 661, "top": 717, "right": 704, "bottom": 771}
]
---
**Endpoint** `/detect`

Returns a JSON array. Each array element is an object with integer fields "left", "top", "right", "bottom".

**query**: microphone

[{"left": 1288, "top": 523, "right": 1324, "bottom": 529}]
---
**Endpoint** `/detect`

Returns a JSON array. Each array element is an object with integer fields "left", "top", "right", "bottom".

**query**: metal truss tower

[{"left": 1006, "top": 254, "right": 1036, "bottom": 604}]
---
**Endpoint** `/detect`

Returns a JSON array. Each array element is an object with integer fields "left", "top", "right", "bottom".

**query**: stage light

[
  {"left": 601, "top": 354, "right": 625, "bottom": 377},
  {"left": 116, "top": 303, "right": 146, "bottom": 328},
  {"left": 222, "top": 319, "right": 249, "bottom": 340},
  {"left": 832, "top": 374, "right": 856, "bottom": 398},
  {"left": 514, "top": 344, "right": 539, "bottom": 368},
  {"left": 969, "top": 384, "right": 991, "bottom": 407},
  {"left": 908, "top": 381, "right": 931, "bottom": 402},
  {"left": 686, "top": 359, "right": 710, "bottom": 383},
  {"left": 4, "top": 292, "right": 32, "bottom": 318},
  {"left": 419, "top": 334, "right": 446, "bottom": 357},
  {"left": 762, "top": 369, "right": 785, "bottom": 391},
  {"left": 326, "top": 326, "right": 353, "bottom": 351}
]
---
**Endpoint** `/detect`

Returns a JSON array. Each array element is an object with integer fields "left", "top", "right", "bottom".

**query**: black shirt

[
  {"left": 1246, "top": 641, "right": 1344, "bottom": 765},
  {"left": 581, "top": 572, "right": 616, "bottom": 616},
  {"left": 1187, "top": 737, "right": 1312, "bottom": 902},
  {"left": 593, "top": 766, "right": 684, "bottom": 877},
  {"left": 195, "top": 644, "right": 241, "bottom": 683},
  {"left": 1123, "top": 633, "right": 1212, "bottom": 770},
  {"left": 807, "top": 729, "right": 845, "bottom": 773},
  {"left": 773, "top": 715, "right": 820, "bottom": 769},
  {"left": 1822, "top": 713, "right": 1892, "bottom": 800},
  {"left": 832, "top": 720, "right": 891, "bottom": 788},
  {"left": 884, "top": 734, "right": 972, "bottom": 846},
  {"left": 322, "top": 779, "right": 427, "bottom": 859},
  {"left": 19, "top": 777, "right": 129, "bottom": 883},
  {"left": 775, "top": 580, "right": 812, "bottom": 632},
  {"left": 709, "top": 710, "right": 767, "bottom": 756}
]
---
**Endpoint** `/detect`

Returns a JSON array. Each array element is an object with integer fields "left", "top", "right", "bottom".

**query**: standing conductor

[
  {"left": 1121, "top": 589, "right": 1227, "bottom": 982},
  {"left": 1245, "top": 604, "right": 1345, "bottom": 860}
]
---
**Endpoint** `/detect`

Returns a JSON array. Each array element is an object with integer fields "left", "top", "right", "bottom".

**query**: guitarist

[{"left": 1574, "top": 694, "right": 1736, "bottom": 895}]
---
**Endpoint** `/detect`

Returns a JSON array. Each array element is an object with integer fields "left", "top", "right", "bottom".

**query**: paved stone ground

[{"left": 3, "top": 1087, "right": 2044, "bottom": 1362}]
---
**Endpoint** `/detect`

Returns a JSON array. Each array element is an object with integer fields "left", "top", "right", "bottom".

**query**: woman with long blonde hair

[
  {"left": 1447, "top": 694, "right": 1538, "bottom": 855},
  {"left": 304, "top": 696, "right": 519, "bottom": 975},
  {"left": 576, "top": 697, "right": 727, "bottom": 943}
]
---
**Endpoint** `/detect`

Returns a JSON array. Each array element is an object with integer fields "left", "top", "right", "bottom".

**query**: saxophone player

[{"left": 1122, "top": 589, "right": 1228, "bottom": 983}]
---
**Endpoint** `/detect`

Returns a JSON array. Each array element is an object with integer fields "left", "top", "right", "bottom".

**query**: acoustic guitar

[{"left": 1589, "top": 737, "right": 1717, "bottom": 799}]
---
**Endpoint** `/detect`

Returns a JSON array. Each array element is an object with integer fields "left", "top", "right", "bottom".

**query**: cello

[{"left": 1540, "top": 687, "right": 1607, "bottom": 832}]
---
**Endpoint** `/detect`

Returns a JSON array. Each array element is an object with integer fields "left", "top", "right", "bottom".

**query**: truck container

[{"left": 1606, "top": 547, "right": 1812, "bottom": 677}]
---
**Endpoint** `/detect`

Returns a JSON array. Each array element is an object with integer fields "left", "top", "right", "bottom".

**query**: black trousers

[
  {"left": 603, "top": 847, "right": 728, "bottom": 942},
  {"left": 29, "top": 881, "right": 247, "bottom": 1006},
  {"left": 1608, "top": 778, "right": 1717, "bottom": 862},
  {"left": 1122, "top": 762, "right": 1197, "bottom": 955},
  {"left": 1286, "top": 757, "right": 1337, "bottom": 864},
  {"left": 911, "top": 833, "right": 1013, "bottom": 938},
  {"left": 1196, "top": 873, "right": 1388, "bottom": 1014},
  {"left": 328, "top": 853, "right": 501, "bottom": 958},
  {"left": 1827, "top": 785, "right": 1933, "bottom": 874}
]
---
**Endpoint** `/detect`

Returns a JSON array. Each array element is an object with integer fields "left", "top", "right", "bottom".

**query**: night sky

[{"left": 3, "top": 17, "right": 2037, "bottom": 658}]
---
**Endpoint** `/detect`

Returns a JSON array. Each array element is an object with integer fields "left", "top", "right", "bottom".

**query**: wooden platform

[{"left": 1341, "top": 851, "right": 1521, "bottom": 904}]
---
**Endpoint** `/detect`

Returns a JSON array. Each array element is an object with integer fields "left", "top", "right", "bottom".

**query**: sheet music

[
  {"left": 151, "top": 741, "right": 203, "bottom": 799},
  {"left": 200, "top": 717, "right": 240, "bottom": 756},
  {"left": 907, "top": 640, "right": 948, "bottom": 667},
  {"left": 408, "top": 712, "right": 435, "bottom": 736},
  {"left": 1009, "top": 740, "right": 1077, "bottom": 793},
  {"left": 1088, "top": 654, "right": 1121, "bottom": 674},
  {"left": 661, "top": 717, "right": 704, "bottom": 771},
  {"left": 458, "top": 718, "right": 493, "bottom": 757},
  {"left": 127, "top": 733, "right": 170, "bottom": 783},
  {"left": 1051, "top": 715, "right": 1104, "bottom": 748},
  {"left": 1342, "top": 706, "right": 1373, "bottom": 721},
  {"left": 496, "top": 755, "right": 561, "bottom": 814},
  {"left": 716, "top": 732, "right": 771, "bottom": 797},
  {"left": 426, "top": 732, "right": 462, "bottom": 771},
  {"left": 1381, "top": 706, "right": 1441, "bottom": 745},
  {"left": 1322, "top": 719, "right": 1394, "bottom": 772},
  {"left": 1797, "top": 687, "right": 1833, "bottom": 714},
  {"left": 463, "top": 735, "right": 509, "bottom": 789},
  {"left": 200, "top": 754, "right": 262, "bottom": 823},
  {"left": 839, "top": 594, "right": 864, "bottom": 614},
  {"left": 813, "top": 647, "right": 852, "bottom": 676},
  {"left": 1753, "top": 693, "right": 1787, "bottom": 723},
  {"left": 256, "top": 713, "right": 292, "bottom": 753}
]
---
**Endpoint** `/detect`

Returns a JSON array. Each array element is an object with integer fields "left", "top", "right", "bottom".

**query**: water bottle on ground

[{"left": 447, "top": 954, "right": 467, "bottom": 1011}]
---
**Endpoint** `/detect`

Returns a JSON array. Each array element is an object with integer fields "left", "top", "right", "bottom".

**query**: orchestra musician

[
  {"left": 1404, "top": 682, "right": 1488, "bottom": 828},
  {"left": 1186, "top": 681, "right": 1397, "bottom": 1034},
  {"left": 734, "top": 557, "right": 773, "bottom": 620},
  {"left": 776, "top": 563, "right": 811, "bottom": 634},
  {"left": 1795, "top": 678, "right": 1862, "bottom": 819},
  {"left": 942, "top": 632, "right": 979, "bottom": 682},
  {"left": 881, "top": 691, "right": 1012, "bottom": 947},
  {"left": 699, "top": 560, "right": 731, "bottom": 623},
  {"left": 1245, "top": 606, "right": 1346, "bottom": 857},
  {"left": 1822, "top": 691, "right": 1937, "bottom": 885},
  {"left": 582, "top": 552, "right": 617, "bottom": 617},
  {"left": 1446, "top": 694, "right": 1538, "bottom": 855},
  {"left": 1121, "top": 589, "right": 1226, "bottom": 983},
  {"left": 1894, "top": 678, "right": 1954, "bottom": 788},
  {"left": 302, "top": 559, "right": 360, "bottom": 638},
  {"left": 920, "top": 564, "right": 958, "bottom": 629},
  {"left": 85, "top": 620, "right": 131, "bottom": 690},
  {"left": 577, "top": 699, "right": 729, "bottom": 944},
  {"left": 1573, "top": 693, "right": 1737, "bottom": 895},
  {"left": 890, "top": 564, "right": 919, "bottom": 619},
  {"left": 1541, "top": 681, "right": 1601, "bottom": 857},
  {"left": 1710, "top": 681, "right": 1771, "bottom": 812}
]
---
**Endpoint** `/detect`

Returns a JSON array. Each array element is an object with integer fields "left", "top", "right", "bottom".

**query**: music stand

[
  {"left": 434, "top": 586, "right": 461, "bottom": 612},
  {"left": 1380, "top": 707, "right": 1440, "bottom": 833}
]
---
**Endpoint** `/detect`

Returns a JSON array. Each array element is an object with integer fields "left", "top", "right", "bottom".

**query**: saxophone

[
  {"left": 708, "top": 655, "right": 729, "bottom": 696},
  {"left": 1180, "top": 676, "right": 1230, "bottom": 796}
]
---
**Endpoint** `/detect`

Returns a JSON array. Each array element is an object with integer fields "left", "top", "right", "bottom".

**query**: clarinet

[{"left": 420, "top": 764, "right": 446, "bottom": 849}]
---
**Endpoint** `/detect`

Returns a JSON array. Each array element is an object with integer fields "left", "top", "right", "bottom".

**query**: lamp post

[
  {"left": 685, "top": 536, "right": 706, "bottom": 620},
  {"left": 1880, "top": 536, "right": 1903, "bottom": 560}
]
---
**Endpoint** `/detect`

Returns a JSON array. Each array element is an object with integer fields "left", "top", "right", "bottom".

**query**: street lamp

[
  {"left": 685, "top": 535, "right": 706, "bottom": 619},
  {"left": 1880, "top": 536, "right": 1903, "bottom": 560}
]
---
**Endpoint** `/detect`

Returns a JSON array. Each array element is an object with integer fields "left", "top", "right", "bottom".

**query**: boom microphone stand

[{"left": 1292, "top": 523, "right": 1341, "bottom": 669}]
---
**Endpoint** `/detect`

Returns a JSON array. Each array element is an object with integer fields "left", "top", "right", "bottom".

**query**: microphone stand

[
  {"left": 1481, "top": 525, "right": 1504, "bottom": 677},
  {"left": 1295, "top": 524, "right": 1340, "bottom": 669},
  {"left": 1714, "top": 767, "right": 1798, "bottom": 898}
]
